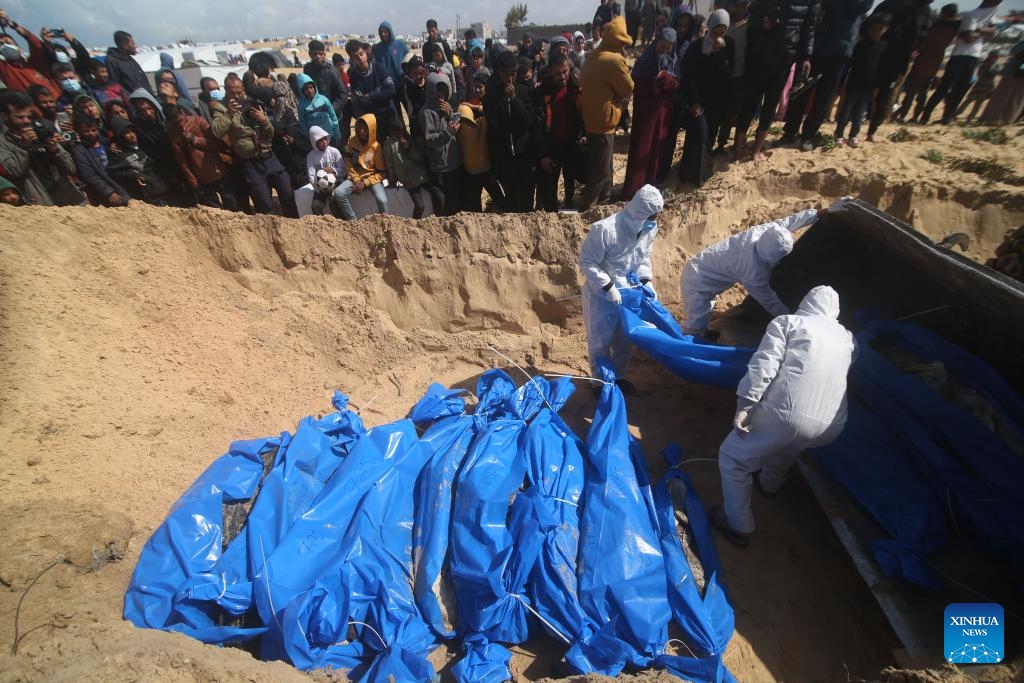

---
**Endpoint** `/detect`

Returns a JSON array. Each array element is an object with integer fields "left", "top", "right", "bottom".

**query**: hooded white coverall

[
  {"left": 578, "top": 184, "right": 665, "bottom": 376},
  {"left": 719, "top": 285, "right": 855, "bottom": 534},
  {"left": 680, "top": 208, "right": 820, "bottom": 336}
]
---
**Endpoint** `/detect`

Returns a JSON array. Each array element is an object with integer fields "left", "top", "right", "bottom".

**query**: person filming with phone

[{"left": 210, "top": 73, "right": 297, "bottom": 217}]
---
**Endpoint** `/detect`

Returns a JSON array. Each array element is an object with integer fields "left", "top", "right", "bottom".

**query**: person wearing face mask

[
  {"left": 578, "top": 184, "right": 664, "bottom": 392},
  {"left": 51, "top": 63, "right": 84, "bottom": 110},
  {"left": 37, "top": 26, "right": 74, "bottom": 70},
  {"left": 0, "top": 11, "right": 60, "bottom": 99},
  {"left": 196, "top": 77, "right": 224, "bottom": 126},
  {"left": 679, "top": 203, "right": 848, "bottom": 341}
]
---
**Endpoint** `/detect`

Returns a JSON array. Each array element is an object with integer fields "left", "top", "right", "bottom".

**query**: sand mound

[{"left": 1, "top": 122, "right": 1021, "bottom": 682}]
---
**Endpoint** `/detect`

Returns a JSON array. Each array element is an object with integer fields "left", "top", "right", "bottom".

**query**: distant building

[{"left": 470, "top": 22, "right": 494, "bottom": 39}]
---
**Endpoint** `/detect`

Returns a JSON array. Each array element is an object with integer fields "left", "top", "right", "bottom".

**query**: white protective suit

[
  {"left": 578, "top": 184, "right": 665, "bottom": 376},
  {"left": 680, "top": 208, "right": 820, "bottom": 336},
  {"left": 718, "top": 285, "right": 855, "bottom": 534}
]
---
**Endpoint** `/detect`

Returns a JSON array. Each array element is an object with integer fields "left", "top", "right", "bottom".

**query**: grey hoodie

[{"left": 417, "top": 73, "right": 461, "bottom": 173}]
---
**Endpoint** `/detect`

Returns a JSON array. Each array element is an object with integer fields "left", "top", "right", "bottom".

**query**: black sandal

[{"left": 709, "top": 506, "right": 751, "bottom": 548}]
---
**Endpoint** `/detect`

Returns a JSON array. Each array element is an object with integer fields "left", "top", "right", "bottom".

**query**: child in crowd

[
  {"left": 418, "top": 74, "right": 462, "bottom": 216},
  {"left": 106, "top": 116, "right": 170, "bottom": 205},
  {"left": 0, "top": 177, "right": 25, "bottom": 206},
  {"left": 427, "top": 42, "right": 457, "bottom": 96},
  {"left": 381, "top": 117, "right": 443, "bottom": 219},
  {"left": 336, "top": 114, "right": 389, "bottom": 219},
  {"left": 835, "top": 14, "right": 890, "bottom": 148},
  {"left": 456, "top": 101, "right": 505, "bottom": 212},
  {"left": 103, "top": 100, "right": 129, "bottom": 128},
  {"left": 87, "top": 58, "right": 126, "bottom": 105},
  {"left": 958, "top": 51, "right": 1001, "bottom": 123},
  {"left": 296, "top": 73, "right": 341, "bottom": 143},
  {"left": 305, "top": 125, "right": 346, "bottom": 217},
  {"left": 70, "top": 115, "right": 130, "bottom": 206}
]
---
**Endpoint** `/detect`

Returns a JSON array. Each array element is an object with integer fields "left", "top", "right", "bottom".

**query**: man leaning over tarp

[{"left": 709, "top": 285, "right": 855, "bottom": 547}]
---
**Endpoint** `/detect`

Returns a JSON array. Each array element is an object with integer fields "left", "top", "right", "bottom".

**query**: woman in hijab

[
  {"left": 621, "top": 27, "right": 678, "bottom": 200},
  {"left": 679, "top": 8, "right": 734, "bottom": 187},
  {"left": 655, "top": 9, "right": 704, "bottom": 184}
]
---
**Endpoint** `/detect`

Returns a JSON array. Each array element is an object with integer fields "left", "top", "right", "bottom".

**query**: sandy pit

[{"left": 1, "top": 122, "right": 1022, "bottom": 683}]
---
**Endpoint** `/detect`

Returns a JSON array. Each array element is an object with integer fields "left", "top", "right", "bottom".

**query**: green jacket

[
  {"left": 0, "top": 131, "right": 77, "bottom": 206},
  {"left": 381, "top": 136, "right": 431, "bottom": 189},
  {"left": 210, "top": 100, "right": 275, "bottom": 160}
]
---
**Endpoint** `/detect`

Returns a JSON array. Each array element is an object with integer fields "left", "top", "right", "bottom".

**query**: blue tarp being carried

[{"left": 619, "top": 284, "right": 755, "bottom": 389}]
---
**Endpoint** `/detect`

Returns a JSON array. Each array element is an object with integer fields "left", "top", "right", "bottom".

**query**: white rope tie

[
  {"left": 679, "top": 458, "right": 720, "bottom": 466},
  {"left": 337, "top": 620, "right": 389, "bottom": 650},
  {"left": 898, "top": 304, "right": 950, "bottom": 321},
  {"left": 354, "top": 393, "right": 380, "bottom": 415},
  {"left": 543, "top": 373, "right": 613, "bottom": 386},
  {"left": 667, "top": 638, "right": 699, "bottom": 659},
  {"left": 257, "top": 535, "right": 283, "bottom": 631},
  {"left": 509, "top": 593, "right": 571, "bottom": 645},
  {"left": 487, "top": 346, "right": 556, "bottom": 414},
  {"left": 550, "top": 497, "right": 579, "bottom": 507},
  {"left": 216, "top": 572, "right": 228, "bottom": 601}
]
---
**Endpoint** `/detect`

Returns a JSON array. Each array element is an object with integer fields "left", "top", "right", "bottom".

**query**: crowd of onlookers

[{"left": 0, "top": 1, "right": 1020, "bottom": 214}]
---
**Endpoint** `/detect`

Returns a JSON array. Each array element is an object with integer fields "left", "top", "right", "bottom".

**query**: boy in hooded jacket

[
  {"left": 105, "top": 116, "right": 170, "bottom": 204},
  {"left": 335, "top": 113, "right": 389, "bottom": 218},
  {"left": 417, "top": 73, "right": 463, "bottom": 216},
  {"left": 297, "top": 73, "right": 341, "bottom": 144},
  {"left": 306, "top": 125, "right": 347, "bottom": 216},
  {"left": 70, "top": 115, "right": 130, "bottom": 207}
]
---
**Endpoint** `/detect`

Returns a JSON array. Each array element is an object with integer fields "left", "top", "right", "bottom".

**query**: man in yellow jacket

[{"left": 580, "top": 16, "right": 634, "bottom": 210}]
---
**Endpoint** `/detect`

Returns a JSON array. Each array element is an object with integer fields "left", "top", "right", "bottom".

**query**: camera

[
  {"left": 241, "top": 97, "right": 262, "bottom": 116},
  {"left": 52, "top": 28, "right": 66, "bottom": 38},
  {"left": 31, "top": 120, "right": 54, "bottom": 153}
]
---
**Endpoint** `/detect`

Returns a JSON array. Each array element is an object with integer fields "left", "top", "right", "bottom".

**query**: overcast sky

[{"left": 3, "top": 0, "right": 1023, "bottom": 47}]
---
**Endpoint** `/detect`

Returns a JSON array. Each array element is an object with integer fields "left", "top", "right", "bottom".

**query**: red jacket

[
  {"left": 0, "top": 31, "right": 60, "bottom": 99},
  {"left": 168, "top": 113, "right": 231, "bottom": 188}
]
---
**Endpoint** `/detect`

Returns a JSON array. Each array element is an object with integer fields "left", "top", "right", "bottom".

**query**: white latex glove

[
  {"left": 644, "top": 282, "right": 658, "bottom": 300},
  {"left": 733, "top": 408, "right": 751, "bottom": 437},
  {"left": 827, "top": 196, "right": 854, "bottom": 214},
  {"left": 605, "top": 286, "right": 622, "bottom": 305}
]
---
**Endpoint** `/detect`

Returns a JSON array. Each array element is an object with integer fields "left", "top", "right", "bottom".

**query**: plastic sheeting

[
  {"left": 811, "top": 319, "right": 1024, "bottom": 588},
  {"left": 126, "top": 372, "right": 740, "bottom": 683},
  {"left": 572, "top": 360, "right": 671, "bottom": 672},
  {"left": 653, "top": 446, "right": 738, "bottom": 683},
  {"left": 619, "top": 284, "right": 755, "bottom": 388}
]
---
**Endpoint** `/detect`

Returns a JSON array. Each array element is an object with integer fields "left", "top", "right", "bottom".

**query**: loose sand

[{"left": 1, "top": 122, "right": 1022, "bottom": 683}]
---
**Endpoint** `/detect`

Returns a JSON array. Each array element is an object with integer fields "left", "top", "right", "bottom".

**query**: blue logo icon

[{"left": 945, "top": 603, "right": 1003, "bottom": 664}]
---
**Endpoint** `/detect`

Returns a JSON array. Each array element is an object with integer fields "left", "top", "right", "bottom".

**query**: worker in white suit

[
  {"left": 680, "top": 199, "right": 852, "bottom": 339},
  {"left": 578, "top": 184, "right": 665, "bottom": 392},
  {"left": 709, "top": 285, "right": 855, "bottom": 547}
]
